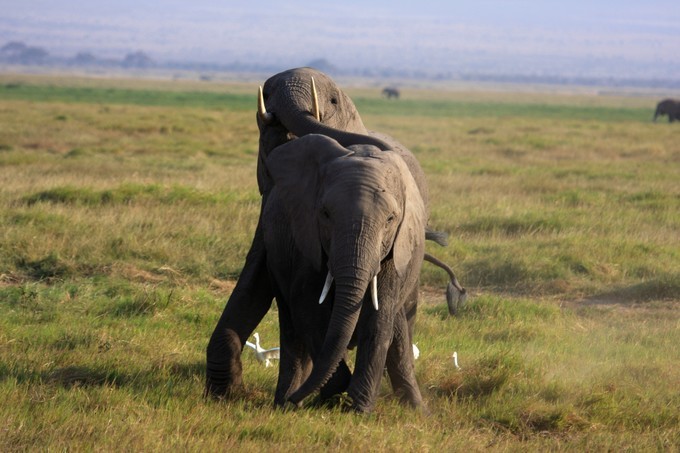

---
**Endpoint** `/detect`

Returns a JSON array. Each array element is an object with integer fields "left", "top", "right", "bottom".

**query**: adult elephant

[
  {"left": 205, "top": 67, "right": 462, "bottom": 400},
  {"left": 382, "top": 87, "right": 400, "bottom": 99},
  {"left": 256, "top": 68, "right": 428, "bottom": 207},
  {"left": 264, "top": 135, "right": 426, "bottom": 412},
  {"left": 205, "top": 68, "right": 371, "bottom": 399},
  {"left": 653, "top": 99, "right": 680, "bottom": 122}
]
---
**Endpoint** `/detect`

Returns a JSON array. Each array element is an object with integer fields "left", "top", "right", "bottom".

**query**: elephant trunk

[
  {"left": 280, "top": 113, "right": 390, "bottom": 151},
  {"left": 288, "top": 231, "right": 380, "bottom": 406}
]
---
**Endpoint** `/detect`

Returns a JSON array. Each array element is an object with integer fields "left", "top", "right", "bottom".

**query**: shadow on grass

[
  {"left": 15, "top": 252, "right": 73, "bottom": 281},
  {"left": 0, "top": 361, "right": 277, "bottom": 408},
  {"left": 581, "top": 275, "right": 680, "bottom": 305},
  {"left": 0, "top": 361, "right": 202, "bottom": 389}
]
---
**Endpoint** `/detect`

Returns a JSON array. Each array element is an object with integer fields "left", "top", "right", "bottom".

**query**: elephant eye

[
  {"left": 330, "top": 97, "right": 338, "bottom": 105},
  {"left": 386, "top": 214, "right": 395, "bottom": 224},
  {"left": 321, "top": 207, "right": 331, "bottom": 220}
]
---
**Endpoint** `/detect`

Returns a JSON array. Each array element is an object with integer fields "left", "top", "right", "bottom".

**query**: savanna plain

[{"left": 0, "top": 74, "right": 678, "bottom": 451}]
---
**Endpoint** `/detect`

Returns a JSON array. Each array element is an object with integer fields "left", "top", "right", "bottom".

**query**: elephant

[
  {"left": 382, "top": 87, "right": 400, "bottom": 99},
  {"left": 263, "top": 134, "right": 426, "bottom": 412},
  {"left": 205, "top": 67, "right": 464, "bottom": 400},
  {"left": 206, "top": 68, "right": 371, "bottom": 400},
  {"left": 653, "top": 99, "right": 680, "bottom": 122}
]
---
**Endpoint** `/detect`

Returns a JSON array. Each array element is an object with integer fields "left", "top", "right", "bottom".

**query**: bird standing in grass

[
  {"left": 244, "top": 332, "right": 280, "bottom": 367},
  {"left": 452, "top": 352, "right": 461, "bottom": 370}
]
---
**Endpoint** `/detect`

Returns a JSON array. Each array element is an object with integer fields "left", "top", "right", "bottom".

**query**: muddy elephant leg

[
  {"left": 385, "top": 307, "right": 424, "bottom": 409},
  {"left": 205, "top": 219, "right": 274, "bottom": 398}
]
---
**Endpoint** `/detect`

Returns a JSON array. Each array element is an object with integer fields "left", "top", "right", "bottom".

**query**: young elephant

[{"left": 263, "top": 134, "right": 426, "bottom": 413}]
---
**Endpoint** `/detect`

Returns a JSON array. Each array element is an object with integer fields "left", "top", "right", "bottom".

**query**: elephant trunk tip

[{"left": 288, "top": 351, "right": 347, "bottom": 405}]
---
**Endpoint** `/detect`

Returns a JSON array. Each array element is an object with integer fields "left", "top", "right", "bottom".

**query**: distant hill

[
  {"left": 1, "top": 0, "right": 679, "bottom": 88},
  {"left": 1, "top": 41, "right": 49, "bottom": 64}
]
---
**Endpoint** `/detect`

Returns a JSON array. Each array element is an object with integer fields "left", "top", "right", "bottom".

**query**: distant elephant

[
  {"left": 382, "top": 87, "right": 400, "bottom": 99},
  {"left": 653, "top": 99, "right": 680, "bottom": 122},
  {"left": 264, "top": 134, "right": 426, "bottom": 412},
  {"left": 205, "top": 67, "right": 464, "bottom": 400}
]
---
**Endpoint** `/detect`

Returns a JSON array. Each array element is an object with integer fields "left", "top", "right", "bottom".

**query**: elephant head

[
  {"left": 263, "top": 134, "right": 426, "bottom": 408},
  {"left": 256, "top": 67, "right": 393, "bottom": 195}
]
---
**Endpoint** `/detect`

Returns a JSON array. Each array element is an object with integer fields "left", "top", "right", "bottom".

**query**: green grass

[
  {"left": 1, "top": 79, "right": 653, "bottom": 121},
  {"left": 355, "top": 97, "right": 653, "bottom": 121},
  {"left": 0, "top": 82, "right": 255, "bottom": 110},
  {"left": 0, "top": 74, "right": 679, "bottom": 451}
]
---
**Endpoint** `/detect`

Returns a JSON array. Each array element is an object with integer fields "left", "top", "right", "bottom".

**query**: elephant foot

[
  {"left": 275, "top": 399, "right": 302, "bottom": 412},
  {"left": 318, "top": 360, "right": 352, "bottom": 401},
  {"left": 205, "top": 329, "right": 244, "bottom": 399},
  {"left": 305, "top": 391, "right": 355, "bottom": 411},
  {"left": 344, "top": 389, "right": 376, "bottom": 414},
  {"left": 205, "top": 379, "right": 244, "bottom": 400}
]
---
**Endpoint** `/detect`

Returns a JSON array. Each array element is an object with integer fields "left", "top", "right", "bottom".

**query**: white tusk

[
  {"left": 311, "top": 77, "right": 320, "bottom": 121},
  {"left": 319, "top": 271, "right": 333, "bottom": 304},
  {"left": 257, "top": 86, "right": 273, "bottom": 123},
  {"left": 371, "top": 275, "right": 379, "bottom": 310}
]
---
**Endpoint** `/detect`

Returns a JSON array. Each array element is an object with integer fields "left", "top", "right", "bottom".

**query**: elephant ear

[
  {"left": 264, "top": 134, "right": 351, "bottom": 271},
  {"left": 389, "top": 153, "right": 427, "bottom": 278}
]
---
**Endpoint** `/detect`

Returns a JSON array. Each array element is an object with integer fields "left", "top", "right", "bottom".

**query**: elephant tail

[
  {"left": 425, "top": 228, "right": 448, "bottom": 246},
  {"left": 423, "top": 253, "right": 467, "bottom": 316}
]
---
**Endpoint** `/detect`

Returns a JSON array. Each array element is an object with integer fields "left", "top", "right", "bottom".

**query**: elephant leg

[
  {"left": 275, "top": 342, "right": 310, "bottom": 407},
  {"left": 205, "top": 219, "right": 274, "bottom": 398},
  {"left": 403, "top": 285, "right": 419, "bottom": 345},
  {"left": 385, "top": 307, "right": 424, "bottom": 410},
  {"left": 289, "top": 284, "right": 352, "bottom": 403},
  {"left": 274, "top": 302, "right": 312, "bottom": 407},
  {"left": 346, "top": 286, "right": 398, "bottom": 413}
]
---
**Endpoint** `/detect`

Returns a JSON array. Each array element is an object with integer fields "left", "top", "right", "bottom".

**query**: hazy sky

[{"left": 2, "top": 1, "right": 679, "bottom": 78}]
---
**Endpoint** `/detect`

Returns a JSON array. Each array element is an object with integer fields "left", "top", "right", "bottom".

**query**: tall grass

[{"left": 0, "top": 75, "right": 678, "bottom": 450}]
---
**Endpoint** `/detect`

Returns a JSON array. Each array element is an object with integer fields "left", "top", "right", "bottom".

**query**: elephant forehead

[
  {"left": 325, "top": 156, "right": 391, "bottom": 183},
  {"left": 265, "top": 68, "right": 329, "bottom": 92},
  {"left": 323, "top": 167, "right": 400, "bottom": 209},
  {"left": 273, "top": 67, "right": 324, "bottom": 80},
  {"left": 264, "top": 76, "right": 308, "bottom": 100}
]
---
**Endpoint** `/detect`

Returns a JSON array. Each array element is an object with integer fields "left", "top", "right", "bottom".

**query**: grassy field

[{"left": 1, "top": 74, "right": 679, "bottom": 451}]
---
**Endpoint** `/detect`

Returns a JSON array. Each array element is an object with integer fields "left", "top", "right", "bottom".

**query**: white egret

[
  {"left": 452, "top": 351, "right": 461, "bottom": 370},
  {"left": 244, "top": 332, "right": 280, "bottom": 367}
]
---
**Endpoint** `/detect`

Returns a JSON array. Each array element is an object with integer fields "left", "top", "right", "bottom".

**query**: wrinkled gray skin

[
  {"left": 264, "top": 135, "right": 426, "bottom": 412},
  {"left": 205, "top": 68, "right": 371, "bottom": 399},
  {"left": 653, "top": 99, "right": 680, "bottom": 123},
  {"left": 255, "top": 68, "right": 427, "bottom": 206},
  {"left": 206, "top": 67, "right": 452, "bottom": 400}
]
